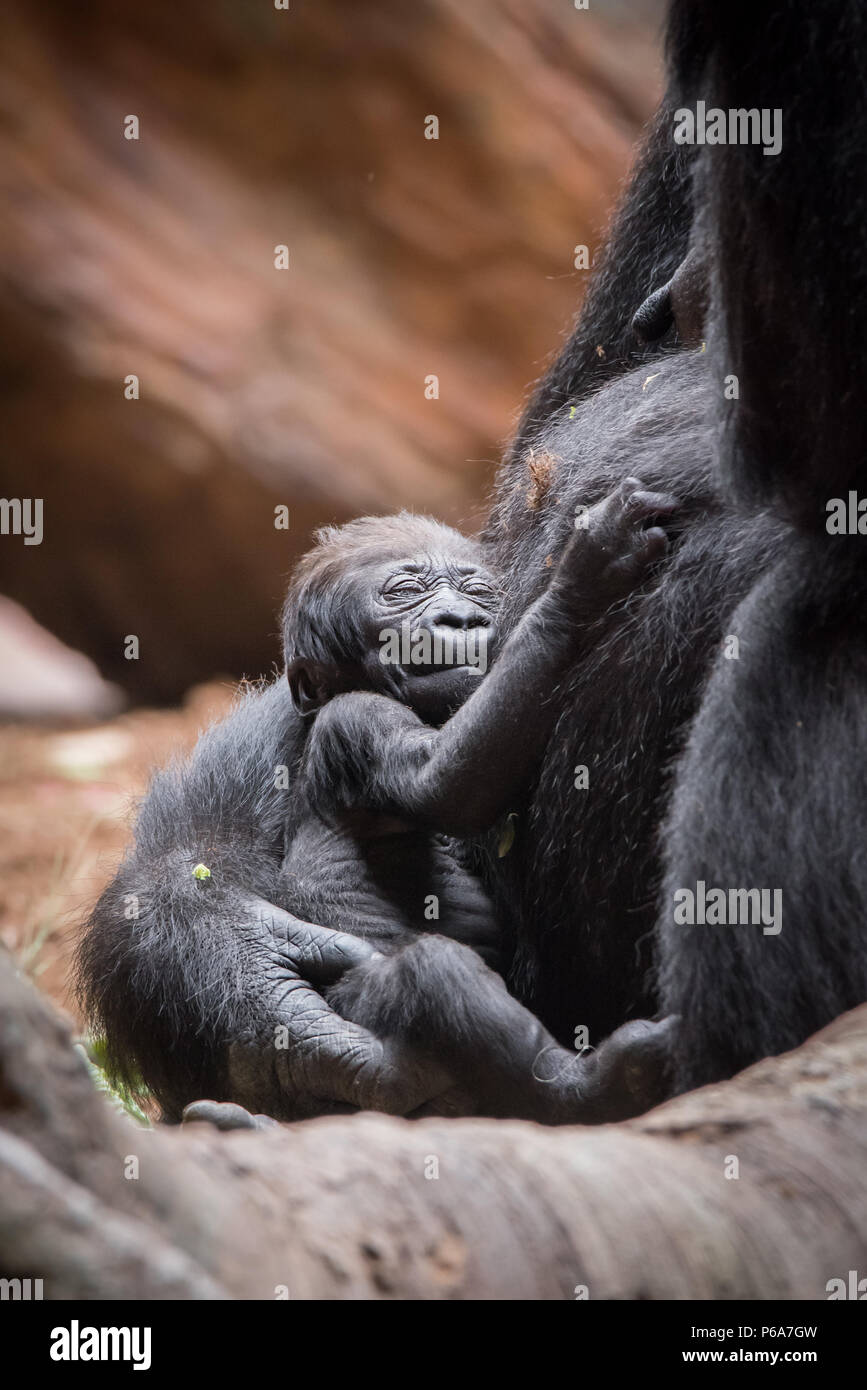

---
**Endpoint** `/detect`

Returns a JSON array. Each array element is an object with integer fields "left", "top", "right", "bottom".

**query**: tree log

[{"left": 0, "top": 947, "right": 864, "bottom": 1300}]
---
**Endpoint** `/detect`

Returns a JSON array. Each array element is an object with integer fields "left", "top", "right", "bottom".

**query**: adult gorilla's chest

[{"left": 484, "top": 353, "right": 790, "bottom": 1044}]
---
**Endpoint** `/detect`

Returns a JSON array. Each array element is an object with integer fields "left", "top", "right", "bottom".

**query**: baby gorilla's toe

[
  {"left": 182, "top": 1099, "right": 279, "bottom": 1131},
  {"left": 576, "top": 1015, "right": 678, "bottom": 1122}
]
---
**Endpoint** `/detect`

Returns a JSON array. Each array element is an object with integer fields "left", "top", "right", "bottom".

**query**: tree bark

[{"left": 1, "top": 947, "right": 864, "bottom": 1300}]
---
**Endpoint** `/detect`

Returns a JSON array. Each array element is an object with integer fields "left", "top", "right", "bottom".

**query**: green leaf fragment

[{"left": 497, "top": 812, "right": 518, "bottom": 858}]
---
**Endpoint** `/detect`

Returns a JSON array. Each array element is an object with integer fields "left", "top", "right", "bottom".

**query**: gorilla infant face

[
  {"left": 283, "top": 514, "right": 501, "bottom": 726},
  {"left": 358, "top": 550, "right": 500, "bottom": 723}
]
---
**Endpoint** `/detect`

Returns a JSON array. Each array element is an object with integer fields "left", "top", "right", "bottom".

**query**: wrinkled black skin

[{"left": 78, "top": 0, "right": 867, "bottom": 1114}]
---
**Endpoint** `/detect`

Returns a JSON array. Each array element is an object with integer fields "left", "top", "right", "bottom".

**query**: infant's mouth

[
  {"left": 404, "top": 658, "right": 474, "bottom": 677},
  {"left": 398, "top": 627, "right": 490, "bottom": 678}
]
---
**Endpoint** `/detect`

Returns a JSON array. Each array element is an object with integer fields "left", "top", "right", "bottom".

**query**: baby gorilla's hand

[{"left": 555, "top": 476, "right": 680, "bottom": 614}]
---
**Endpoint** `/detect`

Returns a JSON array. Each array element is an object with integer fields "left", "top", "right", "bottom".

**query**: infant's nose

[{"left": 427, "top": 598, "right": 490, "bottom": 630}]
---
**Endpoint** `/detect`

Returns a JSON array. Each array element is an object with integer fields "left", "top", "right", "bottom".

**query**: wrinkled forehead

[{"left": 348, "top": 547, "right": 496, "bottom": 586}]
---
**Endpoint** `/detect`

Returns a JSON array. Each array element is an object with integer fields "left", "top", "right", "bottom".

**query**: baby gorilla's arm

[
  {"left": 328, "top": 934, "right": 674, "bottom": 1123},
  {"left": 306, "top": 478, "right": 679, "bottom": 836}
]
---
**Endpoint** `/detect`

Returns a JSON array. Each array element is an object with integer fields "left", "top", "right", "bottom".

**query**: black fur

[
  {"left": 659, "top": 542, "right": 867, "bottom": 1088},
  {"left": 75, "top": 680, "right": 297, "bottom": 1118},
  {"left": 672, "top": 0, "right": 867, "bottom": 526},
  {"left": 486, "top": 353, "right": 786, "bottom": 1050},
  {"left": 79, "top": 496, "right": 675, "bottom": 1122},
  {"left": 653, "top": 0, "right": 867, "bottom": 1086},
  {"left": 490, "top": 0, "right": 867, "bottom": 1092}
]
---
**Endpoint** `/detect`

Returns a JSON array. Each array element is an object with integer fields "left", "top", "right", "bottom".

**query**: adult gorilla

[{"left": 77, "top": 0, "right": 867, "bottom": 1117}]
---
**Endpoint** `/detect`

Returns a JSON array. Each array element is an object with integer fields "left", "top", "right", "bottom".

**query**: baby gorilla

[{"left": 196, "top": 480, "right": 680, "bottom": 1130}]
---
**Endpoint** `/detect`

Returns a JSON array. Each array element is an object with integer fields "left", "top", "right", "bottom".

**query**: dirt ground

[{"left": 0, "top": 682, "right": 237, "bottom": 1029}]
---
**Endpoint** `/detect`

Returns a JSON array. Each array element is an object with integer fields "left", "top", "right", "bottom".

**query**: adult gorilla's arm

[{"left": 75, "top": 680, "right": 451, "bottom": 1121}]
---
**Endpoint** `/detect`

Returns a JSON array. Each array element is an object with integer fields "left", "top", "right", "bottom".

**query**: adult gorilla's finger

[
  {"left": 270, "top": 984, "right": 454, "bottom": 1116},
  {"left": 231, "top": 899, "right": 454, "bottom": 1116},
  {"left": 247, "top": 898, "right": 378, "bottom": 985}
]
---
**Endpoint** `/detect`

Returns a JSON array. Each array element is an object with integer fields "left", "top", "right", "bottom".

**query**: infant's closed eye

[
  {"left": 461, "top": 580, "right": 497, "bottom": 601},
  {"left": 382, "top": 578, "right": 426, "bottom": 597}
]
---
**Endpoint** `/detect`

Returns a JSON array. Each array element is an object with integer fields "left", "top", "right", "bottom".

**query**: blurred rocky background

[
  {"left": 0, "top": 0, "right": 663, "bottom": 707},
  {"left": 0, "top": 0, "right": 663, "bottom": 1004}
]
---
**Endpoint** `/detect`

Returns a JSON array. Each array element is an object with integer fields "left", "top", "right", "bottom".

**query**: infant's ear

[{"left": 286, "top": 660, "right": 330, "bottom": 716}]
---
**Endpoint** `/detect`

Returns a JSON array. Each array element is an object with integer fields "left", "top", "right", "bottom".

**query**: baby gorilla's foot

[{"left": 537, "top": 1016, "right": 678, "bottom": 1123}]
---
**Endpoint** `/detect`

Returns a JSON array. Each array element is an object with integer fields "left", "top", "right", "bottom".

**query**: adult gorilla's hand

[{"left": 219, "top": 898, "right": 456, "bottom": 1121}]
